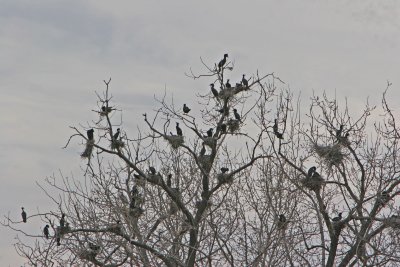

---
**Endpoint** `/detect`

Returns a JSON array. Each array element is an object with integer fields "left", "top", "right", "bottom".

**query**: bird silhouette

[
  {"left": 206, "top": 128, "right": 213, "bottom": 137},
  {"left": 219, "top": 123, "right": 227, "bottom": 134},
  {"left": 60, "top": 213, "right": 65, "bottom": 228},
  {"left": 336, "top": 125, "right": 344, "bottom": 138},
  {"left": 242, "top": 74, "right": 249, "bottom": 87},
  {"left": 210, "top": 84, "right": 219, "bottom": 98},
  {"left": 273, "top": 119, "right": 284, "bottom": 139},
  {"left": 332, "top": 212, "right": 342, "bottom": 222},
  {"left": 43, "top": 225, "right": 49, "bottom": 239},
  {"left": 233, "top": 109, "right": 241, "bottom": 121},
  {"left": 200, "top": 143, "right": 206, "bottom": 156},
  {"left": 225, "top": 79, "right": 231, "bottom": 89},
  {"left": 113, "top": 128, "right": 120, "bottom": 140},
  {"left": 149, "top": 167, "right": 156, "bottom": 175},
  {"left": 21, "top": 207, "right": 27, "bottom": 223},
  {"left": 307, "top": 166, "right": 316, "bottom": 178},
  {"left": 167, "top": 174, "right": 172, "bottom": 187},
  {"left": 279, "top": 214, "right": 286, "bottom": 223},
  {"left": 220, "top": 167, "right": 229, "bottom": 173},
  {"left": 87, "top": 129, "right": 94, "bottom": 141},
  {"left": 176, "top": 122, "right": 183, "bottom": 136},
  {"left": 183, "top": 104, "right": 191, "bottom": 114},
  {"left": 218, "top": 54, "right": 228, "bottom": 70}
]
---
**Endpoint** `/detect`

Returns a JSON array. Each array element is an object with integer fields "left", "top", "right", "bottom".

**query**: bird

[
  {"left": 21, "top": 207, "right": 27, "bottom": 223},
  {"left": 220, "top": 167, "right": 229, "bottom": 174},
  {"left": 60, "top": 213, "right": 66, "bottom": 228},
  {"left": 199, "top": 143, "right": 206, "bottom": 156},
  {"left": 56, "top": 237, "right": 61, "bottom": 246},
  {"left": 336, "top": 125, "right": 344, "bottom": 138},
  {"left": 217, "top": 106, "right": 229, "bottom": 115},
  {"left": 206, "top": 128, "right": 213, "bottom": 137},
  {"left": 219, "top": 123, "right": 227, "bottom": 134},
  {"left": 273, "top": 119, "right": 284, "bottom": 139},
  {"left": 332, "top": 212, "right": 342, "bottom": 222},
  {"left": 279, "top": 214, "right": 286, "bottom": 223},
  {"left": 307, "top": 166, "right": 316, "bottom": 178},
  {"left": 218, "top": 54, "right": 228, "bottom": 70},
  {"left": 43, "top": 225, "right": 49, "bottom": 239},
  {"left": 113, "top": 128, "right": 120, "bottom": 140},
  {"left": 242, "top": 74, "right": 249, "bottom": 87},
  {"left": 149, "top": 166, "right": 156, "bottom": 175},
  {"left": 176, "top": 122, "right": 183, "bottom": 136},
  {"left": 88, "top": 242, "right": 101, "bottom": 255},
  {"left": 225, "top": 79, "right": 231, "bottom": 89},
  {"left": 210, "top": 84, "right": 219, "bottom": 98},
  {"left": 183, "top": 104, "right": 191, "bottom": 114},
  {"left": 87, "top": 129, "right": 94, "bottom": 141},
  {"left": 101, "top": 106, "right": 113, "bottom": 113},
  {"left": 167, "top": 174, "right": 172, "bottom": 187},
  {"left": 233, "top": 109, "right": 241, "bottom": 121}
]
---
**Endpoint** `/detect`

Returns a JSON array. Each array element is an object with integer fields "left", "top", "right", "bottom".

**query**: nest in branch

[
  {"left": 301, "top": 174, "right": 325, "bottom": 192},
  {"left": 314, "top": 143, "right": 345, "bottom": 167},
  {"left": 147, "top": 174, "right": 163, "bottom": 185},
  {"left": 108, "top": 223, "right": 123, "bottom": 235},
  {"left": 217, "top": 173, "right": 233, "bottom": 185},
  {"left": 57, "top": 224, "right": 71, "bottom": 236},
  {"left": 196, "top": 199, "right": 213, "bottom": 209},
  {"left": 79, "top": 250, "right": 97, "bottom": 261},
  {"left": 129, "top": 207, "right": 144, "bottom": 217},
  {"left": 385, "top": 216, "right": 400, "bottom": 228},
  {"left": 111, "top": 139, "right": 125, "bottom": 150},
  {"left": 227, "top": 119, "right": 240, "bottom": 133},
  {"left": 81, "top": 139, "right": 95, "bottom": 158},
  {"left": 204, "top": 137, "right": 216, "bottom": 147},
  {"left": 165, "top": 135, "right": 184, "bottom": 149},
  {"left": 199, "top": 155, "right": 212, "bottom": 170},
  {"left": 219, "top": 88, "right": 235, "bottom": 99}
]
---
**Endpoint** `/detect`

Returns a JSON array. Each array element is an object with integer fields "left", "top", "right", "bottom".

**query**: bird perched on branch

[
  {"left": 176, "top": 122, "right": 183, "bottom": 136},
  {"left": 206, "top": 128, "right": 213, "bottom": 137},
  {"left": 219, "top": 123, "right": 227, "bottom": 134},
  {"left": 183, "top": 104, "right": 191, "bottom": 114},
  {"left": 336, "top": 125, "right": 344, "bottom": 138},
  {"left": 210, "top": 84, "right": 219, "bottom": 98},
  {"left": 149, "top": 166, "right": 156, "bottom": 175},
  {"left": 87, "top": 129, "right": 94, "bottom": 141},
  {"left": 200, "top": 143, "right": 206, "bottom": 156},
  {"left": 218, "top": 54, "right": 228, "bottom": 70},
  {"left": 307, "top": 166, "right": 316, "bottom": 178},
  {"left": 43, "top": 224, "right": 49, "bottom": 239},
  {"left": 332, "top": 212, "right": 342, "bottom": 222},
  {"left": 21, "top": 207, "right": 27, "bottom": 223},
  {"left": 233, "top": 109, "right": 241, "bottom": 122},
  {"left": 113, "top": 128, "right": 120, "bottom": 140},
  {"left": 242, "top": 74, "right": 249, "bottom": 87},
  {"left": 225, "top": 79, "right": 231, "bottom": 89},
  {"left": 220, "top": 167, "right": 229, "bottom": 174},
  {"left": 273, "top": 119, "right": 284, "bottom": 139},
  {"left": 167, "top": 174, "right": 172, "bottom": 187},
  {"left": 60, "top": 213, "right": 66, "bottom": 228}
]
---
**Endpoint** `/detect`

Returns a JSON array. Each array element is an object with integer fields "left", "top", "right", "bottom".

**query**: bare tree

[{"left": 3, "top": 55, "right": 400, "bottom": 267}]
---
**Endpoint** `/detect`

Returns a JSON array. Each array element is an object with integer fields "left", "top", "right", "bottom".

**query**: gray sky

[{"left": 1, "top": 0, "right": 399, "bottom": 265}]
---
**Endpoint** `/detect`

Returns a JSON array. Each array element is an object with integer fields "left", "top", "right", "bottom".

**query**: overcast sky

[{"left": 1, "top": 1, "right": 399, "bottom": 265}]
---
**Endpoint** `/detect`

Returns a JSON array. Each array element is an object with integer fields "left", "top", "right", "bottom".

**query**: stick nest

[
  {"left": 314, "top": 143, "right": 345, "bottom": 167},
  {"left": 301, "top": 173, "right": 325, "bottom": 191},
  {"left": 227, "top": 119, "right": 240, "bottom": 133},
  {"left": 111, "top": 140, "right": 125, "bottom": 150},
  {"left": 165, "top": 135, "right": 184, "bottom": 149},
  {"left": 217, "top": 173, "right": 233, "bottom": 185}
]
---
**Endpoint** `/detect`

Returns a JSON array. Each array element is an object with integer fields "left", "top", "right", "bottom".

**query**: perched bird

[
  {"left": 279, "top": 214, "right": 287, "bottom": 223},
  {"left": 56, "top": 237, "right": 61, "bottom": 246},
  {"left": 277, "top": 214, "right": 287, "bottom": 229},
  {"left": 220, "top": 167, "right": 229, "bottom": 174},
  {"left": 225, "top": 79, "right": 231, "bottom": 89},
  {"left": 43, "top": 224, "right": 49, "bottom": 239},
  {"left": 380, "top": 190, "right": 390, "bottom": 204},
  {"left": 332, "top": 212, "right": 342, "bottom": 222},
  {"left": 101, "top": 106, "right": 113, "bottom": 113},
  {"left": 87, "top": 129, "right": 94, "bottom": 141},
  {"left": 220, "top": 123, "right": 227, "bottom": 133},
  {"left": 88, "top": 242, "right": 101, "bottom": 255},
  {"left": 242, "top": 74, "right": 249, "bottom": 87},
  {"left": 218, "top": 54, "right": 228, "bottom": 70},
  {"left": 176, "top": 122, "right": 183, "bottom": 136},
  {"left": 233, "top": 109, "right": 241, "bottom": 121},
  {"left": 21, "top": 207, "right": 27, "bottom": 223},
  {"left": 217, "top": 106, "right": 229, "bottom": 115},
  {"left": 113, "top": 128, "right": 120, "bottom": 140},
  {"left": 60, "top": 213, "right": 66, "bottom": 228},
  {"left": 183, "top": 104, "right": 191, "bottom": 114},
  {"left": 273, "top": 119, "right": 284, "bottom": 139},
  {"left": 307, "top": 166, "right": 316, "bottom": 178},
  {"left": 199, "top": 143, "right": 206, "bottom": 156},
  {"left": 167, "top": 174, "right": 172, "bottom": 187},
  {"left": 149, "top": 166, "right": 156, "bottom": 175},
  {"left": 336, "top": 125, "right": 344, "bottom": 138},
  {"left": 210, "top": 84, "right": 219, "bottom": 98},
  {"left": 206, "top": 128, "right": 213, "bottom": 137}
]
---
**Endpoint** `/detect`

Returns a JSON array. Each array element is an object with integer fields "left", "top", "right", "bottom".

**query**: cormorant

[
  {"left": 220, "top": 167, "right": 229, "bottom": 174},
  {"left": 279, "top": 214, "right": 286, "bottom": 223},
  {"left": 43, "top": 225, "right": 49, "bottom": 239},
  {"left": 273, "top": 119, "right": 284, "bottom": 139},
  {"left": 210, "top": 84, "right": 219, "bottom": 98},
  {"left": 149, "top": 166, "right": 156, "bottom": 175},
  {"left": 200, "top": 143, "right": 206, "bottom": 156},
  {"left": 176, "top": 122, "right": 183, "bottom": 136},
  {"left": 218, "top": 54, "right": 228, "bottom": 70},
  {"left": 101, "top": 106, "right": 113, "bottom": 113},
  {"left": 206, "top": 128, "right": 213, "bottom": 137},
  {"left": 113, "top": 128, "right": 120, "bottom": 140},
  {"left": 21, "top": 207, "right": 27, "bottom": 223},
  {"left": 220, "top": 123, "right": 227, "bottom": 133},
  {"left": 307, "top": 166, "right": 316, "bottom": 178},
  {"left": 225, "top": 79, "right": 231, "bottom": 89},
  {"left": 233, "top": 109, "right": 241, "bottom": 121},
  {"left": 56, "top": 237, "right": 61, "bottom": 246},
  {"left": 336, "top": 125, "right": 344, "bottom": 138},
  {"left": 332, "top": 212, "right": 342, "bottom": 222},
  {"left": 183, "top": 104, "right": 191, "bottom": 114},
  {"left": 87, "top": 129, "right": 94, "bottom": 141},
  {"left": 242, "top": 74, "right": 249, "bottom": 87},
  {"left": 217, "top": 107, "right": 229, "bottom": 115},
  {"left": 60, "top": 213, "right": 65, "bottom": 228},
  {"left": 167, "top": 174, "right": 172, "bottom": 187}
]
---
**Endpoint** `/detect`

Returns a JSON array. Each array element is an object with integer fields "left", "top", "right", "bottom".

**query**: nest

[
  {"left": 57, "top": 224, "right": 71, "bottom": 236},
  {"left": 385, "top": 216, "right": 400, "bottom": 228},
  {"left": 204, "top": 137, "right": 216, "bottom": 147},
  {"left": 165, "top": 135, "right": 184, "bottom": 149},
  {"left": 196, "top": 199, "right": 213, "bottom": 209},
  {"left": 199, "top": 155, "right": 212, "bottom": 170},
  {"left": 314, "top": 143, "right": 345, "bottom": 166},
  {"left": 108, "top": 224, "right": 123, "bottom": 235},
  {"left": 301, "top": 174, "right": 325, "bottom": 191},
  {"left": 81, "top": 139, "right": 95, "bottom": 158},
  {"left": 111, "top": 140, "right": 125, "bottom": 150},
  {"left": 169, "top": 201, "right": 179, "bottom": 215},
  {"left": 129, "top": 207, "right": 144, "bottom": 217},
  {"left": 147, "top": 174, "right": 163, "bottom": 185},
  {"left": 227, "top": 119, "right": 240, "bottom": 133},
  {"left": 219, "top": 88, "right": 235, "bottom": 99},
  {"left": 79, "top": 250, "right": 97, "bottom": 261},
  {"left": 217, "top": 173, "right": 233, "bottom": 184}
]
